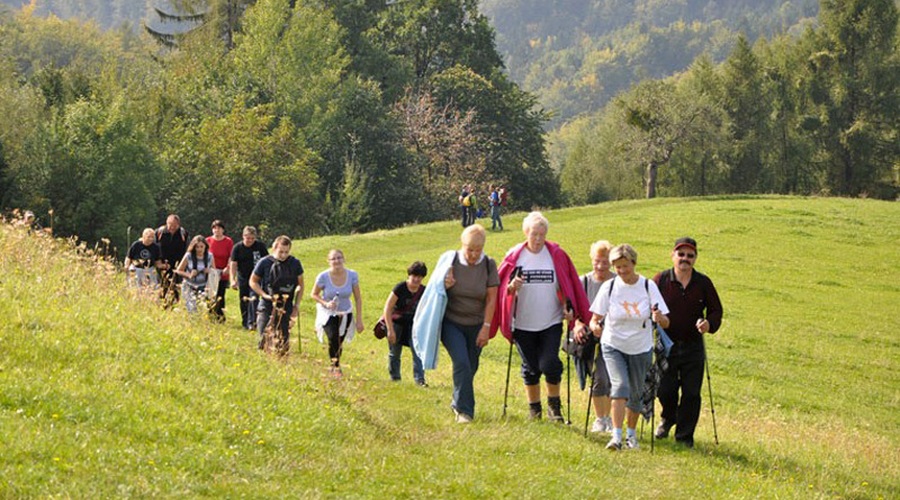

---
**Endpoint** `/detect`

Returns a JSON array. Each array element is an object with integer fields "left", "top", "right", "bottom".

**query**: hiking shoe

[
  {"left": 605, "top": 437, "right": 622, "bottom": 451},
  {"left": 330, "top": 366, "right": 343, "bottom": 379},
  {"left": 528, "top": 406, "right": 542, "bottom": 420},
  {"left": 655, "top": 421, "right": 673, "bottom": 439},
  {"left": 415, "top": 380, "right": 428, "bottom": 387},
  {"left": 547, "top": 401, "right": 564, "bottom": 422},
  {"left": 455, "top": 412, "right": 473, "bottom": 424},
  {"left": 625, "top": 435, "right": 640, "bottom": 450},
  {"left": 591, "top": 416, "right": 613, "bottom": 434}
]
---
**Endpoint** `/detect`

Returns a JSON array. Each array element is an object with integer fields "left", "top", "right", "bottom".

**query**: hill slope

[{"left": 1, "top": 196, "right": 898, "bottom": 497}]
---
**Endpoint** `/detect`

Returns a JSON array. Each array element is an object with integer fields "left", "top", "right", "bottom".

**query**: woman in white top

[
  {"left": 311, "top": 249, "right": 363, "bottom": 378},
  {"left": 589, "top": 244, "right": 670, "bottom": 451}
]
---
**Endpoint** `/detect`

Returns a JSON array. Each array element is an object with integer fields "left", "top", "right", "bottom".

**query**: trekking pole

[
  {"left": 566, "top": 329, "right": 572, "bottom": 425},
  {"left": 502, "top": 338, "right": 513, "bottom": 418},
  {"left": 703, "top": 335, "right": 719, "bottom": 445},
  {"left": 583, "top": 342, "right": 596, "bottom": 437}
]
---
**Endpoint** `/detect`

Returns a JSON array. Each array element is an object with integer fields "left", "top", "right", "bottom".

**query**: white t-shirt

[
  {"left": 514, "top": 246, "right": 563, "bottom": 331},
  {"left": 590, "top": 275, "right": 669, "bottom": 355}
]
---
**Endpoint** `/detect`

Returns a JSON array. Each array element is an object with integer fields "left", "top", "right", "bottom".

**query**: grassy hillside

[{"left": 1, "top": 196, "right": 898, "bottom": 498}]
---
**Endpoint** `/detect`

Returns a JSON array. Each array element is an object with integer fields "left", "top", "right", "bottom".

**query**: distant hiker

[
  {"left": 413, "top": 224, "right": 499, "bottom": 423},
  {"left": 458, "top": 184, "right": 471, "bottom": 228},
  {"left": 489, "top": 185, "right": 504, "bottom": 231},
  {"left": 311, "top": 249, "right": 364, "bottom": 378},
  {"left": 495, "top": 212, "right": 591, "bottom": 421},
  {"left": 124, "top": 227, "right": 163, "bottom": 289},
  {"left": 205, "top": 220, "right": 234, "bottom": 323},
  {"left": 175, "top": 235, "right": 216, "bottom": 314},
  {"left": 466, "top": 187, "right": 479, "bottom": 226},
  {"left": 156, "top": 214, "right": 189, "bottom": 302},
  {"left": 20, "top": 210, "right": 43, "bottom": 233},
  {"left": 652, "top": 237, "right": 723, "bottom": 449},
  {"left": 573, "top": 240, "right": 615, "bottom": 433},
  {"left": 382, "top": 261, "right": 428, "bottom": 386},
  {"left": 250, "top": 235, "right": 304, "bottom": 353},
  {"left": 589, "top": 244, "right": 670, "bottom": 451},
  {"left": 230, "top": 226, "right": 268, "bottom": 331}
]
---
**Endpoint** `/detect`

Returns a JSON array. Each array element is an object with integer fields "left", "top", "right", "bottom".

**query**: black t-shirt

[
  {"left": 231, "top": 241, "right": 269, "bottom": 279},
  {"left": 252, "top": 255, "right": 303, "bottom": 313},
  {"left": 127, "top": 240, "right": 161, "bottom": 268},
  {"left": 156, "top": 226, "right": 189, "bottom": 267},
  {"left": 391, "top": 281, "right": 425, "bottom": 323}
]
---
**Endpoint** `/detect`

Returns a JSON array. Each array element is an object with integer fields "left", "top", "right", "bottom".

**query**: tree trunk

[{"left": 646, "top": 161, "right": 658, "bottom": 199}]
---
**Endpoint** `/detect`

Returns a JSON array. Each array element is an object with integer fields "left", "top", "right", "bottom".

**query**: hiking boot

[
  {"left": 625, "top": 435, "right": 640, "bottom": 450},
  {"left": 605, "top": 437, "right": 622, "bottom": 451},
  {"left": 655, "top": 421, "right": 673, "bottom": 439},
  {"left": 455, "top": 412, "right": 473, "bottom": 424},
  {"left": 528, "top": 405, "right": 542, "bottom": 420},
  {"left": 547, "top": 399, "right": 564, "bottom": 423},
  {"left": 415, "top": 379, "right": 428, "bottom": 387},
  {"left": 330, "top": 366, "right": 343, "bottom": 379}
]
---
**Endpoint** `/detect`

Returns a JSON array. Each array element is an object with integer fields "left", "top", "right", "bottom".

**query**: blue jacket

[{"left": 413, "top": 250, "right": 456, "bottom": 370}]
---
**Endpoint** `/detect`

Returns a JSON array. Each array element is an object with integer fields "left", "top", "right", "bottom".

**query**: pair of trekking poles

[{"left": 501, "top": 309, "right": 719, "bottom": 448}]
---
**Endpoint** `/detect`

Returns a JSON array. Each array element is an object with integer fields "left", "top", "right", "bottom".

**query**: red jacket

[{"left": 491, "top": 241, "right": 591, "bottom": 343}]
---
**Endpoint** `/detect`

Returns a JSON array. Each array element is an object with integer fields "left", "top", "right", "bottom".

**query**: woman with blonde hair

[{"left": 589, "top": 244, "right": 670, "bottom": 451}]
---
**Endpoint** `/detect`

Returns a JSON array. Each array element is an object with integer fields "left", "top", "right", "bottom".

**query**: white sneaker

[
  {"left": 605, "top": 437, "right": 622, "bottom": 451},
  {"left": 625, "top": 435, "right": 640, "bottom": 450},
  {"left": 455, "top": 413, "right": 473, "bottom": 424},
  {"left": 590, "top": 417, "right": 605, "bottom": 433}
]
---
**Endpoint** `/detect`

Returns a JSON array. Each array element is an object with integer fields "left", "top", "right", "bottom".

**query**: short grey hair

[
  {"left": 522, "top": 211, "right": 549, "bottom": 234},
  {"left": 609, "top": 244, "right": 638, "bottom": 264}
]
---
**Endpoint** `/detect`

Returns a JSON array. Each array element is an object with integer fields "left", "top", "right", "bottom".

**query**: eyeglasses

[{"left": 676, "top": 251, "right": 696, "bottom": 259}]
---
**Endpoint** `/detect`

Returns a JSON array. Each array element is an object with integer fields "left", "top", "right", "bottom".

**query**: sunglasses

[{"left": 676, "top": 251, "right": 696, "bottom": 259}]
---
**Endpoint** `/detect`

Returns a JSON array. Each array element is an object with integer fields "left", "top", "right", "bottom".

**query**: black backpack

[{"left": 267, "top": 257, "right": 297, "bottom": 296}]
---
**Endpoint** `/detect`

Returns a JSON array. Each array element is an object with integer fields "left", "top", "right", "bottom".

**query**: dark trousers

[
  {"left": 257, "top": 303, "right": 293, "bottom": 351},
  {"left": 514, "top": 323, "right": 564, "bottom": 386},
  {"left": 323, "top": 313, "right": 352, "bottom": 365},
  {"left": 657, "top": 341, "right": 705, "bottom": 442},
  {"left": 211, "top": 277, "right": 228, "bottom": 321},
  {"left": 237, "top": 277, "right": 257, "bottom": 329},
  {"left": 460, "top": 206, "right": 469, "bottom": 227}
]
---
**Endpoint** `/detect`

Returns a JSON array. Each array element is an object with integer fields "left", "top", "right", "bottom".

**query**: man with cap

[{"left": 652, "top": 237, "right": 723, "bottom": 448}]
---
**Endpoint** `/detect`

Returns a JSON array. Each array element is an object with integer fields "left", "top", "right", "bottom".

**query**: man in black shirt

[
  {"left": 229, "top": 226, "right": 269, "bottom": 330},
  {"left": 156, "top": 214, "right": 189, "bottom": 301},
  {"left": 652, "top": 237, "right": 723, "bottom": 448}
]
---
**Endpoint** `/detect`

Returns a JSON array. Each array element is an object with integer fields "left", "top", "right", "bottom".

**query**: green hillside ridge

[{"left": 1, "top": 196, "right": 898, "bottom": 497}]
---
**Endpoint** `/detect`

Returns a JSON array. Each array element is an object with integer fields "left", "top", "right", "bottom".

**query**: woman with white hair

[
  {"left": 494, "top": 212, "right": 592, "bottom": 421},
  {"left": 589, "top": 244, "right": 670, "bottom": 451}
]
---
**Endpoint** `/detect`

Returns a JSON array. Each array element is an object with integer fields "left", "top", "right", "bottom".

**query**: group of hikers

[
  {"left": 123, "top": 210, "right": 723, "bottom": 451},
  {"left": 458, "top": 184, "right": 507, "bottom": 231}
]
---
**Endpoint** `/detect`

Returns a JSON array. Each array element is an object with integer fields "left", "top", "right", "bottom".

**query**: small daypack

[{"left": 267, "top": 257, "right": 298, "bottom": 296}]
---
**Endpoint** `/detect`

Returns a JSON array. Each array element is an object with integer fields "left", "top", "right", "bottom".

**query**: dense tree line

[
  {"left": 558, "top": 0, "right": 899, "bottom": 202},
  {"left": 0, "top": 0, "right": 560, "bottom": 252}
]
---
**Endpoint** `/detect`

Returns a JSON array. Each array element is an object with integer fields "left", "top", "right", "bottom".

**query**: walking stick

[
  {"left": 502, "top": 269, "right": 522, "bottom": 419},
  {"left": 566, "top": 328, "right": 572, "bottom": 425},
  {"left": 502, "top": 338, "right": 513, "bottom": 418},
  {"left": 583, "top": 342, "right": 596, "bottom": 437},
  {"left": 703, "top": 335, "right": 719, "bottom": 445}
]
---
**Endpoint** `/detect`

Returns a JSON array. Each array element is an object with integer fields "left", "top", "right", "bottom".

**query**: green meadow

[{"left": 1, "top": 196, "right": 897, "bottom": 498}]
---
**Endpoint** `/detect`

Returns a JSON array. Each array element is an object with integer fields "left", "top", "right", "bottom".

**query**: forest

[
  {"left": 0, "top": 0, "right": 897, "bottom": 252},
  {"left": 0, "top": 0, "right": 559, "bottom": 253}
]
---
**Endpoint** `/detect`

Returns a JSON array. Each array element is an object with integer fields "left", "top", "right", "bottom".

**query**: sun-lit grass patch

[{"left": 1, "top": 196, "right": 898, "bottom": 498}]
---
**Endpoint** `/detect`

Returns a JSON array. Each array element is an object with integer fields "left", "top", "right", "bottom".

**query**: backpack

[
  {"left": 267, "top": 256, "right": 297, "bottom": 296},
  {"left": 500, "top": 189, "right": 508, "bottom": 207},
  {"left": 462, "top": 194, "right": 472, "bottom": 207}
]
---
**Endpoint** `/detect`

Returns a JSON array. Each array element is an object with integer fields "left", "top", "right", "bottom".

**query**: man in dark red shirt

[{"left": 652, "top": 237, "right": 723, "bottom": 448}]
